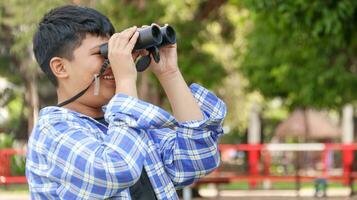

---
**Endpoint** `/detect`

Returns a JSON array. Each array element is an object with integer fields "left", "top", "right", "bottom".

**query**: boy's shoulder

[
  {"left": 38, "top": 106, "right": 78, "bottom": 124},
  {"left": 29, "top": 106, "right": 99, "bottom": 150},
  {"left": 34, "top": 106, "right": 93, "bottom": 135}
]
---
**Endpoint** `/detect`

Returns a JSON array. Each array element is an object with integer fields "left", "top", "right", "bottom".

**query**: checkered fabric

[{"left": 26, "top": 83, "right": 226, "bottom": 199}]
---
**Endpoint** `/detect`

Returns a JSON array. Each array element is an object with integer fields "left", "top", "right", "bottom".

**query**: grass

[
  {"left": 2, "top": 182, "right": 357, "bottom": 194},
  {"left": 0, "top": 184, "right": 29, "bottom": 193},
  {"left": 219, "top": 181, "right": 357, "bottom": 190}
]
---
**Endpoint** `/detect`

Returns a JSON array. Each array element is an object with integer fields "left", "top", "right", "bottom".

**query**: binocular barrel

[
  {"left": 158, "top": 25, "right": 176, "bottom": 47},
  {"left": 99, "top": 25, "right": 176, "bottom": 58}
]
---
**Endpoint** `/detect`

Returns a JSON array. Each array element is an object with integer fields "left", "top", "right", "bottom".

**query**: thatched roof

[{"left": 275, "top": 109, "right": 341, "bottom": 140}]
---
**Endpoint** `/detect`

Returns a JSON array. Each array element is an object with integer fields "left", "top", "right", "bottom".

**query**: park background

[{"left": 0, "top": 0, "right": 356, "bottom": 199}]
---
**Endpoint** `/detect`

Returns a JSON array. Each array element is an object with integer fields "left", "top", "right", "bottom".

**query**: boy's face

[{"left": 59, "top": 34, "right": 141, "bottom": 108}]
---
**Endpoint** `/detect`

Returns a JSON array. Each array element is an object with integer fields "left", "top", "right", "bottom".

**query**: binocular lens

[
  {"left": 134, "top": 25, "right": 162, "bottom": 50},
  {"left": 160, "top": 25, "right": 176, "bottom": 47}
]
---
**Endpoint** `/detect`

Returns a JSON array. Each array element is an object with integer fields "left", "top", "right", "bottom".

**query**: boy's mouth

[
  {"left": 101, "top": 67, "right": 115, "bottom": 80},
  {"left": 103, "top": 75, "right": 114, "bottom": 80}
]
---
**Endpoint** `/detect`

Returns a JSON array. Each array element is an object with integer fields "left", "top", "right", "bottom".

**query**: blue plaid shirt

[{"left": 26, "top": 83, "right": 226, "bottom": 199}]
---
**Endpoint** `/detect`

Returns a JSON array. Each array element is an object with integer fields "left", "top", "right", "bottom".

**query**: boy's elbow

[
  {"left": 171, "top": 152, "right": 221, "bottom": 186},
  {"left": 115, "top": 164, "right": 141, "bottom": 187},
  {"left": 198, "top": 153, "right": 221, "bottom": 175},
  {"left": 96, "top": 161, "right": 141, "bottom": 190},
  {"left": 197, "top": 146, "right": 221, "bottom": 173}
]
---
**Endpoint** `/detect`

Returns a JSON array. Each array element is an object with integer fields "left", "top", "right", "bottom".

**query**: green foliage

[
  {"left": 11, "top": 154, "right": 26, "bottom": 176},
  {"left": 0, "top": 0, "right": 229, "bottom": 138},
  {"left": 0, "top": 1, "right": 68, "bottom": 138},
  {"left": 236, "top": 0, "right": 357, "bottom": 109},
  {"left": 220, "top": 128, "right": 245, "bottom": 144},
  {"left": 0, "top": 133, "right": 14, "bottom": 149},
  {"left": 6, "top": 93, "right": 24, "bottom": 134}
]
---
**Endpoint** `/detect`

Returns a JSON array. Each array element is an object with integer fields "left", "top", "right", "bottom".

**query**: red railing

[
  {"left": 197, "top": 143, "right": 357, "bottom": 192},
  {"left": 0, "top": 149, "right": 27, "bottom": 185},
  {"left": 1, "top": 143, "right": 357, "bottom": 189}
]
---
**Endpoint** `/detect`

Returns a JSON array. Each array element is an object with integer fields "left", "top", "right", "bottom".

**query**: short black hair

[{"left": 33, "top": 5, "right": 115, "bottom": 86}]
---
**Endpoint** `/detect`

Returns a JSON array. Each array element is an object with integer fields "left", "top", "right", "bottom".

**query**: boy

[{"left": 26, "top": 5, "right": 226, "bottom": 200}]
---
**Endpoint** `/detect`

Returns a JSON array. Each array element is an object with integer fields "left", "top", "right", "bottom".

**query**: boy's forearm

[{"left": 157, "top": 70, "right": 203, "bottom": 122}]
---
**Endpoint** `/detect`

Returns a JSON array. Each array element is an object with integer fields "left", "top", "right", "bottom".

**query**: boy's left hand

[
  {"left": 149, "top": 43, "right": 179, "bottom": 78},
  {"left": 141, "top": 24, "right": 179, "bottom": 78}
]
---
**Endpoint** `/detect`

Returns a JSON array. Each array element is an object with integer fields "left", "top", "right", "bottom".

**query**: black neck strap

[{"left": 57, "top": 59, "right": 110, "bottom": 107}]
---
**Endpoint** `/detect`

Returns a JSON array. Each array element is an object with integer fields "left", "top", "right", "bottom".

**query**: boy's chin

[
  {"left": 102, "top": 92, "right": 115, "bottom": 103},
  {"left": 88, "top": 94, "right": 114, "bottom": 107}
]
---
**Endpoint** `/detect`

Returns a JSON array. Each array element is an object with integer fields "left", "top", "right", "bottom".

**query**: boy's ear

[{"left": 49, "top": 57, "right": 69, "bottom": 79}]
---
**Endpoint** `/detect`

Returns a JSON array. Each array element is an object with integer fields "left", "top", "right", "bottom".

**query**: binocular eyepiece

[{"left": 99, "top": 25, "right": 176, "bottom": 71}]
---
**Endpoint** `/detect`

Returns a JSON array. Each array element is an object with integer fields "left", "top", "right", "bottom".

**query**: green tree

[
  {"left": 1, "top": 0, "right": 232, "bottom": 138},
  {"left": 0, "top": 0, "right": 67, "bottom": 138},
  {"left": 235, "top": 0, "right": 357, "bottom": 109}
]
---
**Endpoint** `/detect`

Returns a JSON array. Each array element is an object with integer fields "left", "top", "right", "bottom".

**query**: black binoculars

[{"left": 99, "top": 25, "right": 176, "bottom": 72}]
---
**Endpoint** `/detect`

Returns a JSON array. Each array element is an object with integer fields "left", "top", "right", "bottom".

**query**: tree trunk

[
  {"left": 25, "top": 73, "right": 39, "bottom": 137},
  {"left": 138, "top": 71, "right": 161, "bottom": 106},
  {"left": 194, "top": 0, "right": 227, "bottom": 21},
  {"left": 138, "top": 70, "right": 150, "bottom": 101},
  {"left": 21, "top": 46, "right": 39, "bottom": 138}
]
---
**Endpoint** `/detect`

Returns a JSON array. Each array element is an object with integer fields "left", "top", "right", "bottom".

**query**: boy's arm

[
  {"left": 149, "top": 43, "right": 204, "bottom": 122},
  {"left": 106, "top": 83, "right": 227, "bottom": 188},
  {"left": 147, "top": 39, "right": 227, "bottom": 187},
  {"left": 156, "top": 70, "right": 204, "bottom": 122},
  {"left": 152, "top": 83, "right": 227, "bottom": 187}
]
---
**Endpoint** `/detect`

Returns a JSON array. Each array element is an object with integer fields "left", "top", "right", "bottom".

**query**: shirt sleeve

[
  {"left": 103, "top": 83, "right": 227, "bottom": 188},
  {"left": 29, "top": 110, "right": 148, "bottom": 198}
]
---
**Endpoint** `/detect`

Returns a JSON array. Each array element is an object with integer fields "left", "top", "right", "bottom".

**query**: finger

[
  {"left": 121, "top": 26, "right": 137, "bottom": 42},
  {"left": 139, "top": 49, "right": 149, "bottom": 56},
  {"left": 132, "top": 49, "right": 148, "bottom": 59},
  {"left": 167, "top": 43, "right": 176, "bottom": 48},
  {"left": 108, "top": 33, "right": 120, "bottom": 52},
  {"left": 151, "top": 23, "right": 159, "bottom": 27},
  {"left": 132, "top": 50, "right": 145, "bottom": 61},
  {"left": 119, "top": 26, "right": 138, "bottom": 48},
  {"left": 126, "top": 31, "right": 139, "bottom": 51},
  {"left": 113, "top": 26, "right": 136, "bottom": 48},
  {"left": 138, "top": 25, "right": 149, "bottom": 33},
  {"left": 113, "top": 32, "right": 125, "bottom": 49},
  {"left": 108, "top": 33, "right": 120, "bottom": 44}
]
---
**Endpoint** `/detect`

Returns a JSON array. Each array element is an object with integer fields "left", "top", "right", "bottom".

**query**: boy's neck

[
  {"left": 57, "top": 90, "right": 104, "bottom": 118},
  {"left": 63, "top": 102, "right": 104, "bottom": 119}
]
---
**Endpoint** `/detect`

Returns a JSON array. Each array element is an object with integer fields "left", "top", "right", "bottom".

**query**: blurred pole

[
  {"left": 342, "top": 104, "right": 354, "bottom": 185},
  {"left": 342, "top": 104, "right": 354, "bottom": 144},
  {"left": 248, "top": 102, "right": 261, "bottom": 144},
  {"left": 248, "top": 102, "right": 261, "bottom": 188}
]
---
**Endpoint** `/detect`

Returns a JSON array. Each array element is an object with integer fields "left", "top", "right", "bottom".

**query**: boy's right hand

[{"left": 108, "top": 26, "right": 139, "bottom": 84}]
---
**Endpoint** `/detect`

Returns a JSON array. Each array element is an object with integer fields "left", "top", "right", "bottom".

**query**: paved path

[
  {"left": 195, "top": 198, "right": 355, "bottom": 200},
  {"left": 1, "top": 195, "right": 355, "bottom": 200},
  {"left": 0, "top": 192, "right": 356, "bottom": 200},
  {"left": 0, "top": 194, "right": 29, "bottom": 200}
]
